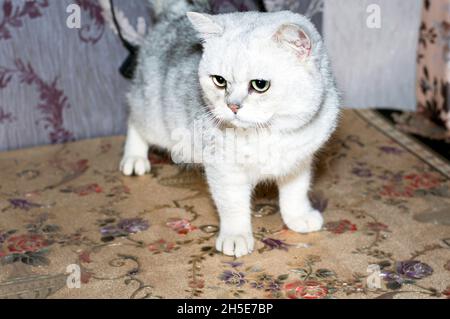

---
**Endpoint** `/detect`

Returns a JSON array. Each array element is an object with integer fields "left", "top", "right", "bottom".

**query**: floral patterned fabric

[
  {"left": 0, "top": 109, "right": 449, "bottom": 299},
  {"left": 264, "top": 0, "right": 322, "bottom": 33},
  {"left": 417, "top": 0, "right": 450, "bottom": 132}
]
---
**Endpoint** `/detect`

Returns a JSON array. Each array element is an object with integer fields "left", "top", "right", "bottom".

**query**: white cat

[{"left": 121, "top": 1, "right": 340, "bottom": 257}]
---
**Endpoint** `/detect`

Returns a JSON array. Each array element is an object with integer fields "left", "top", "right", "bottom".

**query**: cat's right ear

[{"left": 187, "top": 12, "right": 223, "bottom": 41}]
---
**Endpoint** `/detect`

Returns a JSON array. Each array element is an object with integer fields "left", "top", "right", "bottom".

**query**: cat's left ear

[
  {"left": 273, "top": 24, "right": 312, "bottom": 60},
  {"left": 187, "top": 12, "right": 223, "bottom": 40}
]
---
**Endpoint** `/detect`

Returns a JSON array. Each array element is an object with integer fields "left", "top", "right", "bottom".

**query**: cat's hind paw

[
  {"left": 284, "top": 209, "right": 323, "bottom": 233},
  {"left": 120, "top": 156, "right": 151, "bottom": 176},
  {"left": 216, "top": 232, "right": 254, "bottom": 258}
]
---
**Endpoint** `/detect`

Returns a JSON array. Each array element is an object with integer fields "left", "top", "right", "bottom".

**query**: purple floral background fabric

[
  {"left": 416, "top": 0, "right": 450, "bottom": 131},
  {"left": 264, "top": 0, "right": 322, "bottom": 33},
  {"left": 0, "top": 0, "right": 323, "bottom": 152}
]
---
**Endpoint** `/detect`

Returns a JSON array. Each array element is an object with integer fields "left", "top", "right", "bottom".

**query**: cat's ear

[
  {"left": 273, "top": 24, "right": 312, "bottom": 60},
  {"left": 187, "top": 12, "right": 223, "bottom": 40}
]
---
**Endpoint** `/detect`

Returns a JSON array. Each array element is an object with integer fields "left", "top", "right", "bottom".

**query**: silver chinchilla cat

[{"left": 121, "top": 0, "right": 340, "bottom": 257}]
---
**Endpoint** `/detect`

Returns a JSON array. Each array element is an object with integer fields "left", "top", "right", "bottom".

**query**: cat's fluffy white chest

[
  {"left": 237, "top": 130, "right": 311, "bottom": 180},
  {"left": 189, "top": 126, "right": 313, "bottom": 182}
]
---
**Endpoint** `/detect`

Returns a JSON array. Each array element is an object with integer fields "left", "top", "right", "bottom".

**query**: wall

[{"left": 324, "top": 0, "right": 422, "bottom": 110}]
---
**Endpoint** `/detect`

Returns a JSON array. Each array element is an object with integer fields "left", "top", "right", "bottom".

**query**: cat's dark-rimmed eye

[
  {"left": 212, "top": 75, "right": 227, "bottom": 89},
  {"left": 251, "top": 80, "right": 270, "bottom": 93}
]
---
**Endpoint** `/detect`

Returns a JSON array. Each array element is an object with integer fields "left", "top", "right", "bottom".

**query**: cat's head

[{"left": 187, "top": 11, "right": 326, "bottom": 130}]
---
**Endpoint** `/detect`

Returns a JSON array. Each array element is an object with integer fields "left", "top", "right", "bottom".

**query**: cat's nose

[{"left": 228, "top": 104, "right": 241, "bottom": 114}]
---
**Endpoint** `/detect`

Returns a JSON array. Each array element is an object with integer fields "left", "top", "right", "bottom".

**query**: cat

[{"left": 121, "top": 0, "right": 340, "bottom": 257}]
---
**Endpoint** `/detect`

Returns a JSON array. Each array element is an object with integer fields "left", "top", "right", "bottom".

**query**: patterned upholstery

[{"left": 416, "top": 0, "right": 450, "bottom": 131}]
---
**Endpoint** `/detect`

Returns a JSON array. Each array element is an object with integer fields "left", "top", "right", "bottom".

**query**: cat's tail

[{"left": 149, "top": 0, "right": 210, "bottom": 20}]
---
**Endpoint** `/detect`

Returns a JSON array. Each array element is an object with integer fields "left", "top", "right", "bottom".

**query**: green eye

[
  {"left": 251, "top": 80, "right": 270, "bottom": 93},
  {"left": 212, "top": 75, "right": 227, "bottom": 88}
]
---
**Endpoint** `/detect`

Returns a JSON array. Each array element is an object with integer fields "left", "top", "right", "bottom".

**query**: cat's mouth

[
  {"left": 210, "top": 110, "right": 271, "bottom": 129},
  {"left": 215, "top": 117, "right": 255, "bottom": 129},
  {"left": 230, "top": 118, "right": 253, "bottom": 128},
  {"left": 229, "top": 118, "right": 270, "bottom": 129}
]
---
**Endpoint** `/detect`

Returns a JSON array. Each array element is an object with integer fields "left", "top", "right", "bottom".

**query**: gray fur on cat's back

[{"left": 127, "top": 1, "right": 210, "bottom": 147}]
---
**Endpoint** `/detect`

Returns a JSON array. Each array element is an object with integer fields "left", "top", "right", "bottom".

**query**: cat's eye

[
  {"left": 251, "top": 80, "right": 270, "bottom": 93},
  {"left": 212, "top": 75, "right": 227, "bottom": 89}
]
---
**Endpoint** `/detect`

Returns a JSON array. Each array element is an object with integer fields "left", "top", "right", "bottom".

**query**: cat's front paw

[
  {"left": 284, "top": 209, "right": 323, "bottom": 233},
  {"left": 120, "top": 156, "right": 151, "bottom": 176},
  {"left": 216, "top": 232, "right": 254, "bottom": 258}
]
